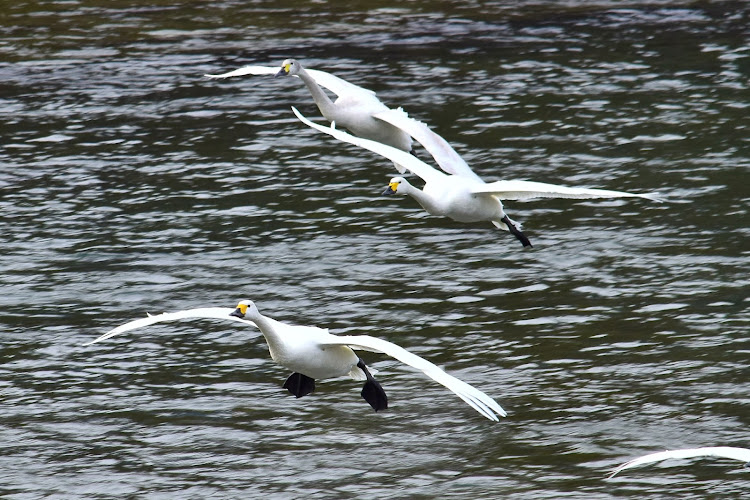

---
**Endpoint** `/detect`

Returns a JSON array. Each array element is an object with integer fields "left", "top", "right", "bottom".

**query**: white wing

[
  {"left": 83, "top": 307, "right": 257, "bottom": 346},
  {"left": 472, "top": 179, "right": 660, "bottom": 201},
  {"left": 292, "top": 106, "right": 445, "bottom": 185},
  {"left": 204, "top": 65, "right": 278, "bottom": 79},
  {"left": 320, "top": 334, "right": 506, "bottom": 421},
  {"left": 304, "top": 68, "right": 378, "bottom": 99},
  {"left": 204, "top": 65, "right": 377, "bottom": 99},
  {"left": 374, "top": 108, "right": 483, "bottom": 183},
  {"left": 608, "top": 446, "right": 750, "bottom": 478}
]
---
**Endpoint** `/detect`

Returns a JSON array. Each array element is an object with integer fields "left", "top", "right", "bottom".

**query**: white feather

[
  {"left": 84, "top": 301, "right": 506, "bottom": 421},
  {"left": 293, "top": 107, "right": 659, "bottom": 247},
  {"left": 205, "top": 59, "right": 412, "bottom": 157},
  {"left": 608, "top": 446, "right": 750, "bottom": 478}
]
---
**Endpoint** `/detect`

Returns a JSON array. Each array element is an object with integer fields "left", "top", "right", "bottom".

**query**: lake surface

[{"left": 1, "top": 1, "right": 748, "bottom": 498}]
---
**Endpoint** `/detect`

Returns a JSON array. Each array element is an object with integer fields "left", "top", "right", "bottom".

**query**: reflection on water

[{"left": 1, "top": 1, "right": 748, "bottom": 498}]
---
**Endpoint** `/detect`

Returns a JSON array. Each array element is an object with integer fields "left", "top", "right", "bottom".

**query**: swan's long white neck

[
  {"left": 245, "top": 309, "right": 283, "bottom": 348},
  {"left": 296, "top": 67, "right": 337, "bottom": 121},
  {"left": 400, "top": 179, "right": 441, "bottom": 215},
  {"left": 244, "top": 309, "right": 296, "bottom": 368}
]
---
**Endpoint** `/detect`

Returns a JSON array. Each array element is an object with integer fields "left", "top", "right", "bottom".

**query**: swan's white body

[
  {"left": 84, "top": 301, "right": 506, "bottom": 421},
  {"left": 205, "top": 59, "right": 413, "bottom": 156},
  {"left": 292, "top": 106, "right": 660, "bottom": 247},
  {"left": 608, "top": 446, "right": 750, "bottom": 478}
]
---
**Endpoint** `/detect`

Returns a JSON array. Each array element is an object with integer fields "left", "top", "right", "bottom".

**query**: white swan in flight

[
  {"left": 84, "top": 300, "right": 507, "bottom": 421},
  {"left": 608, "top": 446, "right": 750, "bottom": 478},
  {"left": 293, "top": 107, "right": 660, "bottom": 248},
  {"left": 205, "top": 59, "right": 413, "bottom": 160}
]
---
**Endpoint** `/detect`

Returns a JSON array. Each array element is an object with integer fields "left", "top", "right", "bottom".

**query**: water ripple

[{"left": 2, "top": 1, "right": 749, "bottom": 498}]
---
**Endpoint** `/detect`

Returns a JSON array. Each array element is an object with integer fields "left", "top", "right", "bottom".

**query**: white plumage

[
  {"left": 85, "top": 300, "right": 506, "bottom": 421},
  {"left": 293, "top": 106, "right": 660, "bottom": 248},
  {"left": 206, "top": 59, "right": 413, "bottom": 157},
  {"left": 608, "top": 446, "right": 750, "bottom": 478}
]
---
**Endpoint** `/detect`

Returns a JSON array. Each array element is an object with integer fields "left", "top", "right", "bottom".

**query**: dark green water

[{"left": 1, "top": 1, "right": 748, "bottom": 498}]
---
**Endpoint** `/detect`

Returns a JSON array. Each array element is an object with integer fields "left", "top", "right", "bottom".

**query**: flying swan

[
  {"left": 608, "top": 446, "right": 750, "bottom": 478},
  {"left": 292, "top": 106, "right": 660, "bottom": 248},
  {"left": 205, "top": 59, "right": 413, "bottom": 165},
  {"left": 83, "top": 300, "right": 507, "bottom": 421}
]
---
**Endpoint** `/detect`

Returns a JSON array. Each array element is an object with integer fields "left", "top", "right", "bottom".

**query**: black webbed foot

[
  {"left": 283, "top": 372, "right": 316, "bottom": 398},
  {"left": 501, "top": 215, "right": 532, "bottom": 248},
  {"left": 361, "top": 379, "right": 388, "bottom": 412},
  {"left": 357, "top": 359, "right": 388, "bottom": 412}
]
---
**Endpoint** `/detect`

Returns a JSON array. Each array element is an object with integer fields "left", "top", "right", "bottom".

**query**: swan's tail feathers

[
  {"left": 283, "top": 372, "right": 316, "bottom": 398},
  {"left": 492, "top": 219, "right": 509, "bottom": 231},
  {"left": 347, "top": 364, "right": 377, "bottom": 380},
  {"left": 358, "top": 359, "right": 388, "bottom": 412},
  {"left": 496, "top": 215, "right": 533, "bottom": 248},
  {"left": 347, "top": 366, "right": 367, "bottom": 381}
]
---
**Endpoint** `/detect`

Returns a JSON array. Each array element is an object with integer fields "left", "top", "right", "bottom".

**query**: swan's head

[
  {"left": 276, "top": 59, "right": 301, "bottom": 77},
  {"left": 383, "top": 177, "right": 407, "bottom": 196},
  {"left": 230, "top": 299, "right": 257, "bottom": 318}
]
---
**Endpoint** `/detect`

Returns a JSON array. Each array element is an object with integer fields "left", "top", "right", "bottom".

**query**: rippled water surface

[{"left": 1, "top": 1, "right": 749, "bottom": 498}]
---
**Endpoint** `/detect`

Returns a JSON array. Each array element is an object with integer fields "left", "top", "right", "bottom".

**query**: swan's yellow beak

[
  {"left": 230, "top": 303, "right": 248, "bottom": 318},
  {"left": 382, "top": 181, "right": 399, "bottom": 196},
  {"left": 275, "top": 63, "right": 291, "bottom": 77}
]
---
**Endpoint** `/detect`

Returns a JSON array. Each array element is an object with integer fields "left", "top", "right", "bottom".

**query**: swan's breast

[
  {"left": 265, "top": 325, "right": 359, "bottom": 380},
  {"left": 426, "top": 181, "right": 502, "bottom": 222},
  {"left": 331, "top": 98, "right": 411, "bottom": 151}
]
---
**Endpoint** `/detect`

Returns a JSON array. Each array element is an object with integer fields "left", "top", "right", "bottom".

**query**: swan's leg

[
  {"left": 500, "top": 215, "right": 533, "bottom": 248},
  {"left": 357, "top": 359, "right": 388, "bottom": 412},
  {"left": 283, "top": 372, "right": 316, "bottom": 398}
]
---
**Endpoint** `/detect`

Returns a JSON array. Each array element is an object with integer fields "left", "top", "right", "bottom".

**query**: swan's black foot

[
  {"left": 501, "top": 215, "right": 532, "bottom": 248},
  {"left": 357, "top": 359, "right": 388, "bottom": 412},
  {"left": 362, "top": 380, "right": 388, "bottom": 412},
  {"left": 283, "top": 372, "right": 316, "bottom": 398}
]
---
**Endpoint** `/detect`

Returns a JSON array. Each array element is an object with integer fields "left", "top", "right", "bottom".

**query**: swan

[
  {"left": 205, "top": 59, "right": 413, "bottom": 163},
  {"left": 608, "top": 446, "right": 750, "bottom": 478},
  {"left": 83, "top": 300, "right": 507, "bottom": 421},
  {"left": 292, "top": 107, "right": 661, "bottom": 248}
]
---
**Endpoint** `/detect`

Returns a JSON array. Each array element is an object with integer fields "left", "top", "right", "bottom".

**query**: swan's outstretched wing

[
  {"left": 205, "top": 65, "right": 278, "bottom": 79},
  {"left": 472, "top": 179, "right": 660, "bottom": 202},
  {"left": 608, "top": 447, "right": 750, "bottom": 478},
  {"left": 83, "top": 307, "right": 257, "bottom": 346},
  {"left": 292, "top": 106, "right": 445, "bottom": 185},
  {"left": 320, "top": 334, "right": 506, "bottom": 421},
  {"left": 205, "top": 66, "right": 376, "bottom": 99},
  {"left": 374, "top": 109, "right": 483, "bottom": 183}
]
